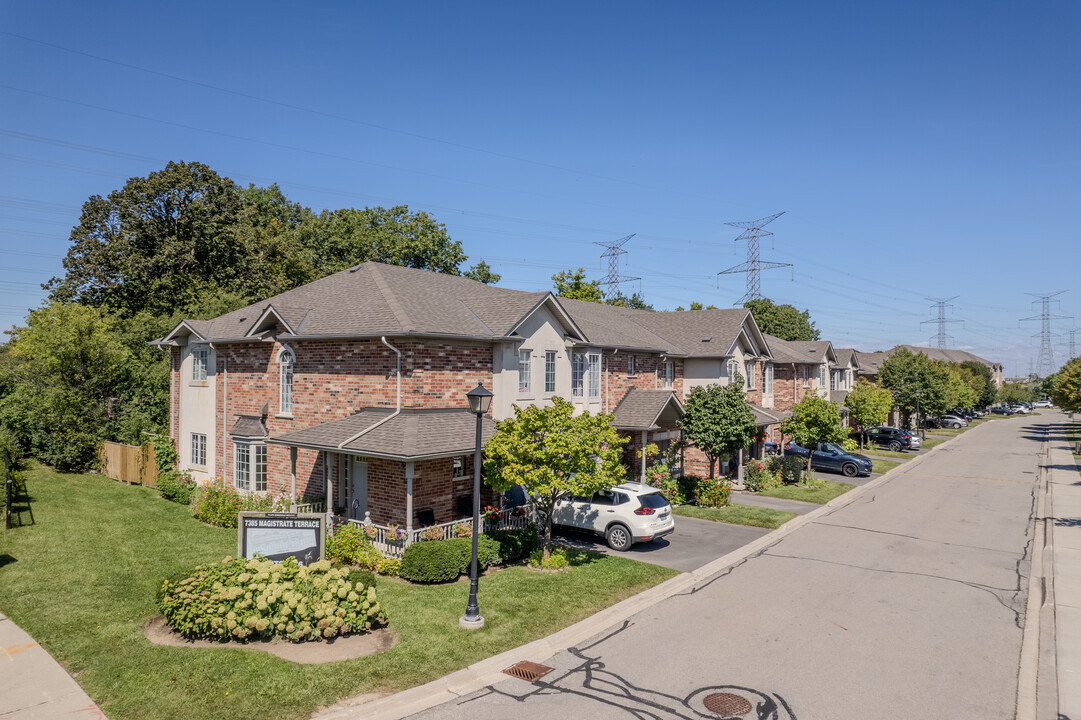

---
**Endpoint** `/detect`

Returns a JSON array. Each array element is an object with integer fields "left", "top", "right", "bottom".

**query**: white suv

[{"left": 552, "top": 482, "right": 675, "bottom": 551}]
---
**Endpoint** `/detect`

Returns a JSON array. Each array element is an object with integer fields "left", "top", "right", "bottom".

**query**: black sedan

[{"left": 783, "top": 442, "right": 874, "bottom": 478}]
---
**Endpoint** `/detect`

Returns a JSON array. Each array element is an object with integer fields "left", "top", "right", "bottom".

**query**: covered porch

[
  {"left": 268, "top": 407, "right": 500, "bottom": 554},
  {"left": 612, "top": 388, "right": 685, "bottom": 481}
]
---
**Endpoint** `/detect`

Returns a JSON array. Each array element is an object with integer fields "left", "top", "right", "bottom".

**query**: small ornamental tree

[
  {"left": 998, "top": 381, "right": 1033, "bottom": 406},
  {"left": 483, "top": 397, "right": 627, "bottom": 558},
  {"left": 846, "top": 379, "right": 893, "bottom": 448},
  {"left": 679, "top": 378, "right": 757, "bottom": 479},
  {"left": 1051, "top": 357, "right": 1081, "bottom": 413},
  {"left": 780, "top": 394, "right": 848, "bottom": 474}
]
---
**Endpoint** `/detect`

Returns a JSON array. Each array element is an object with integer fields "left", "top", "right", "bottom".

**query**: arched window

[{"left": 278, "top": 346, "right": 295, "bottom": 415}]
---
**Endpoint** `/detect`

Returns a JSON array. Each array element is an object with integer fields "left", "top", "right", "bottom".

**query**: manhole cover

[
  {"left": 702, "top": 692, "right": 753, "bottom": 717},
  {"left": 503, "top": 660, "right": 554, "bottom": 682}
]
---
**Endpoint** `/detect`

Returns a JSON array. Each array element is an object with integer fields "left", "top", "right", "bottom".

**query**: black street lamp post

[{"left": 460, "top": 382, "right": 493, "bottom": 630}]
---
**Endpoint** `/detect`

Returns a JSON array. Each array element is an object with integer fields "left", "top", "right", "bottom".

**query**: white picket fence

[{"left": 343, "top": 503, "right": 536, "bottom": 559}]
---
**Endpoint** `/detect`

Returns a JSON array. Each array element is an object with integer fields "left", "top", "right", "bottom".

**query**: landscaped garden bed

[{"left": 0, "top": 463, "right": 677, "bottom": 720}]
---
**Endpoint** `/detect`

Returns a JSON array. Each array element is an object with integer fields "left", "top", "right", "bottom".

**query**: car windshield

[
  {"left": 820, "top": 443, "right": 845, "bottom": 454},
  {"left": 637, "top": 493, "right": 669, "bottom": 509}
]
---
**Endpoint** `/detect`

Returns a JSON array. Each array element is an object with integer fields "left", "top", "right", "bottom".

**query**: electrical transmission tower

[
  {"left": 1020, "top": 291, "right": 1070, "bottom": 377},
  {"left": 717, "top": 212, "right": 792, "bottom": 305},
  {"left": 920, "top": 296, "right": 964, "bottom": 348},
  {"left": 1059, "top": 328, "right": 1080, "bottom": 362},
  {"left": 593, "top": 233, "right": 640, "bottom": 298}
]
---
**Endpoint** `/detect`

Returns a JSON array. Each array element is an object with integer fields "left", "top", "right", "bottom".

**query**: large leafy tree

[
  {"left": 959, "top": 361, "right": 996, "bottom": 409},
  {"left": 552, "top": 268, "right": 604, "bottom": 303},
  {"left": 998, "top": 382, "right": 1033, "bottom": 406},
  {"left": 0, "top": 303, "right": 134, "bottom": 470},
  {"left": 743, "top": 298, "right": 820, "bottom": 341},
  {"left": 483, "top": 398, "right": 627, "bottom": 557},
  {"left": 47, "top": 161, "right": 246, "bottom": 317},
  {"left": 779, "top": 393, "right": 848, "bottom": 471},
  {"left": 462, "top": 260, "right": 501, "bottom": 285},
  {"left": 1051, "top": 358, "right": 1081, "bottom": 413},
  {"left": 678, "top": 379, "right": 757, "bottom": 478},
  {"left": 846, "top": 378, "right": 893, "bottom": 448},
  {"left": 879, "top": 349, "right": 950, "bottom": 426}
]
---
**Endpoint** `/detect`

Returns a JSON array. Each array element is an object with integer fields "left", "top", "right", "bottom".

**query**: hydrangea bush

[{"left": 159, "top": 556, "right": 385, "bottom": 642}]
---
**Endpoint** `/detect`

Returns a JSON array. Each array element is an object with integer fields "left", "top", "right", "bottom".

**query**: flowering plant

[
  {"left": 453, "top": 520, "right": 473, "bottom": 538},
  {"left": 511, "top": 505, "right": 527, "bottom": 518},
  {"left": 482, "top": 505, "right": 502, "bottom": 524},
  {"left": 361, "top": 524, "right": 379, "bottom": 540},
  {"left": 385, "top": 524, "right": 406, "bottom": 542}
]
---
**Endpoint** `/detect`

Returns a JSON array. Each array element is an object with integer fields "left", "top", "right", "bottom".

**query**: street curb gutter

[
  {"left": 315, "top": 432, "right": 960, "bottom": 720},
  {"left": 1015, "top": 427, "right": 1050, "bottom": 720}
]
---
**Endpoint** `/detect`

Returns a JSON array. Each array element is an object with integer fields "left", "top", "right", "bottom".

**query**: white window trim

[
  {"left": 745, "top": 360, "right": 756, "bottom": 390},
  {"left": 572, "top": 353, "right": 586, "bottom": 398},
  {"left": 518, "top": 349, "right": 532, "bottom": 394},
  {"left": 234, "top": 441, "right": 268, "bottom": 493},
  {"left": 453, "top": 455, "right": 465, "bottom": 478},
  {"left": 191, "top": 348, "right": 208, "bottom": 383},
  {"left": 277, "top": 346, "right": 295, "bottom": 417},
  {"left": 764, "top": 364, "right": 774, "bottom": 396},
  {"left": 627, "top": 355, "right": 636, "bottom": 377},
  {"left": 588, "top": 352, "right": 601, "bottom": 398},
  {"left": 661, "top": 361, "right": 675, "bottom": 390},
  {"left": 544, "top": 351, "right": 557, "bottom": 394},
  {"left": 190, "top": 432, "right": 206, "bottom": 468}
]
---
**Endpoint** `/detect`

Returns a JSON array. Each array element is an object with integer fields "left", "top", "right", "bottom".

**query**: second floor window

[
  {"left": 545, "top": 351, "right": 556, "bottom": 393},
  {"left": 518, "top": 349, "right": 532, "bottom": 393},
  {"left": 745, "top": 361, "right": 756, "bottom": 389},
  {"left": 190, "top": 433, "right": 206, "bottom": 467},
  {"left": 572, "top": 353, "right": 586, "bottom": 397},
  {"left": 280, "top": 354, "right": 294, "bottom": 414},
  {"left": 191, "top": 348, "right": 208, "bottom": 382},
  {"left": 453, "top": 456, "right": 464, "bottom": 478},
  {"left": 627, "top": 355, "right": 635, "bottom": 376},
  {"left": 661, "top": 361, "right": 674, "bottom": 390},
  {"left": 588, "top": 353, "right": 601, "bottom": 397},
  {"left": 830, "top": 371, "right": 838, "bottom": 391},
  {"left": 819, "top": 365, "right": 827, "bottom": 387},
  {"left": 764, "top": 364, "right": 774, "bottom": 396}
]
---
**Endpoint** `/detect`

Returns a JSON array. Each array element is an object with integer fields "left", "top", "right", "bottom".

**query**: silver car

[{"left": 553, "top": 482, "right": 675, "bottom": 551}]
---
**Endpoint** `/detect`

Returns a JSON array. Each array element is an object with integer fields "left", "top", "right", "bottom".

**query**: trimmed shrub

[
  {"left": 695, "top": 477, "right": 732, "bottom": 507},
  {"left": 677, "top": 474, "right": 703, "bottom": 503},
  {"left": 400, "top": 538, "right": 470, "bottom": 583},
  {"left": 376, "top": 558, "right": 401, "bottom": 577},
  {"left": 743, "top": 459, "right": 781, "bottom": 493},
  {"left": 158, "top": 470, "right": 197, "bottom": 505},
  {"left": 485, "top": 525, "right": 541, "bottom": 563},
  {"left": 529, "top": 546, "right": 568, "bottom": 570},
  {"left": 326, "top": 523, "right": 383, "bottom": 570},
  {"left": 346, "top": 568, "right": 376, "bottom": 588},
  {"left": 159, "top": 556, "right": 385, "bottom": 642},
  {"left": 780, "top": 455, "right": 804, "bottom": 485},
  {"left": 842, "top": 438, "right": 859, "bottom": 453}
]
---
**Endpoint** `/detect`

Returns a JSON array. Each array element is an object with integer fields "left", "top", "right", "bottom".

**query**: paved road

[{"left": 414, "top": 415, "right": 1045, "bottom": 720}]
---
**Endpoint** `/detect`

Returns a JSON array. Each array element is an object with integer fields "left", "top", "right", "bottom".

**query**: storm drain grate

[
  {"left": 502, "top": 660, "right": 554, "bottom": 682},
  {"left": 702, "top": 692, "right": 753, "bottom": 717}
]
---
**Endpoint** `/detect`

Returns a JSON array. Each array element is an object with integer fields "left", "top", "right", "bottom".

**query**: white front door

[{"left": 349, "top": 457, "right": 368, "bottom": 521}]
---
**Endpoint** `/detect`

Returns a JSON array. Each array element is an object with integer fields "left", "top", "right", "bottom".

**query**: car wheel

[
  {"left": 951, "top": 422, "right": 961, "bottom": 429},
  {"left": 889, "top": 441, "right": 902, "bottom": 452},
  {"left": 605, "top": 523, "right": 632, "bottom": 551},
  {"left": 842, "top": 463, "right": 858, "bottom": 478}
]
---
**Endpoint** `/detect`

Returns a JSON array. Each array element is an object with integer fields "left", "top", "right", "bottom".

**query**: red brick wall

[
  {"left": 604, "top": 353, "right": 684, "bottom": 412},
  {"left": 210, "top": 338, "right": 494, "bottom": 496}
]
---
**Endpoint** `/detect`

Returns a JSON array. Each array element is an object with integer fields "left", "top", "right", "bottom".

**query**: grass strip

[
  {"left": 0, "top": 464, "right": 677, "bottom": 720},
  {"left": 860, "top": 448, "right": 917, "bottom": 460},
  {"left": 758, "top": 480, "right": 855, "bottom": 505},
  {"left": 871, "top": 458, "right": 901, "bottom": 474},
  {"left": 673, "top": 503, "right": 797, "bottom": 530}
]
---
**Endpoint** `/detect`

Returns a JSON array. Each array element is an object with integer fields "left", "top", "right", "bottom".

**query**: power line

[
  {"left": 594, "top": 234, "right": 640, "bottom": 297},
  {"left": 1020, "top": 291, "right": 1071, "bottom": 377},
  {"left": 717, "top": 212, "right": 792, "bottom": 305}
]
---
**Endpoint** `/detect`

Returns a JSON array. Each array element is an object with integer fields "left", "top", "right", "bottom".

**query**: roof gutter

[{"left": 337, "top": 336, "right": 401, "bottom": 449}]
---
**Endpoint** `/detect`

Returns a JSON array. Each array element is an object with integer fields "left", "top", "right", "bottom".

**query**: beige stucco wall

[
  {"left": 178, "top": 342, "right": 217, "bottom": 481},
  {"left": 491, "top": 304, "right": 573, "bottom": 420}
]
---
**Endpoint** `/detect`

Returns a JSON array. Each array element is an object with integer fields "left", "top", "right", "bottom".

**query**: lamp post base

[{"left": 459, "top": 614, "right": 485, "bottom": 630}]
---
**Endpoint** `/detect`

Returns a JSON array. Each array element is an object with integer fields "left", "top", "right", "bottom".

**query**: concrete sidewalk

[
  {"left": 0, "top": 611, "right": 105, "bottom": 719},
  {"left": 1049, "top": 426, "right": 1081, "bottom": 719}
]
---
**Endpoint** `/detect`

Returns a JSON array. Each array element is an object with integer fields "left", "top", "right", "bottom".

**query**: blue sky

[{"left": 1, "top": 1, "right": 1078, "bottom": 376}]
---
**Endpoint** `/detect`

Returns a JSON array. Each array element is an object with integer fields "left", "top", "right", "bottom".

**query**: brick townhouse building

[{"left": 156, "top": 261, "right": 786, "bottom": 534}]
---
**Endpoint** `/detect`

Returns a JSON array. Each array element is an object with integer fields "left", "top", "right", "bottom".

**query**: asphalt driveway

[{"left": 553, "top": 515, "right": 771, "bottom": 573}]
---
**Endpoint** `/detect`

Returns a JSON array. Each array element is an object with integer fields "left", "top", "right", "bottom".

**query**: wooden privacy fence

[{"left": 99, "top": 442, "right": 158, "bottom": 487}]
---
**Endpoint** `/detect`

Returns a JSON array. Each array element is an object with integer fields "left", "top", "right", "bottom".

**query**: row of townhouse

[{"left": 155, "top": 261, "right": 998, "bottom": 537}]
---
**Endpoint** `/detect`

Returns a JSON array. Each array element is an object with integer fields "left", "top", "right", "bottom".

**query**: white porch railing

[
  {"left": 295, "top": 500, "right": 326, "bottom": 513},
  {"left": 342, "top": 503, "right": 536, "bottom": 559}
]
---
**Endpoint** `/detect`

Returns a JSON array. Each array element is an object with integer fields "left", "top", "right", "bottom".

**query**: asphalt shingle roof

[
  {"left": 268, "top": 407, "right": 496, "bottom": 460},
  {"left": 611, "top": 389, "right": 684, "bottom": 430}
]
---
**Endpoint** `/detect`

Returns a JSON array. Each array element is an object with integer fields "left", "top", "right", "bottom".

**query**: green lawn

[
  {"left": 919, "top": 436, "right": 947, "bottom": 449},
  {"left": 674, "top": 503, "right": 796, "bottom": 530},
  {"left": 757, "top": 479, "right": 855, "bottom": 504},
  {"left": 0, "top": 464, "right": 677, "bottom": 720},
  {"left": 871, "top": 458, "right": 900, "bottom": 474},
  {"left": 860, "top": 447, "right": 915, "bottom": 460}
]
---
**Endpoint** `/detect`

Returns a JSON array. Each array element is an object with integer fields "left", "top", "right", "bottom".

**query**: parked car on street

[
  {"left": 783, "top": 442, "right": 873, "bottom": 477},
  {"left": 1010, "top": 405, "right": 1031, "bottom": 414},
  {"left": 1034, "top": 399, "right": 1053, "bottom": 408},
  {"left": 990, "top": 405, "right": 1014, "bottom": 415},
  {"left": 863, "top": 426, "right": 918, "bottom": 451},
  {"left": 553, "top": 482, "right": 675, "bottom": 551},
  {"left": 937, "top": 414, "right": 969, "bottom": 429}
]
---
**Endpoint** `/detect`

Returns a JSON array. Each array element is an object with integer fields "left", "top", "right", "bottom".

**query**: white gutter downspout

[
  {"left": 209, "top": 342, "right": 227, "bottom": 480},
  {"left": 337, "top": 337, "right": 402, "bottom": 449}
]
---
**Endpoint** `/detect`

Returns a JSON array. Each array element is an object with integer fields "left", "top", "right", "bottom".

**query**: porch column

[
  {"left": 289, "top": 446, "right": 297, "bottom": 511},
  {"left": 405, "top": 461, "right": 415, "bottom": 538},
  {"left": 640, "top": 430, "right": 647, "bottom": 482},
  {"left": 324, "top": 452, "right": 333, "bottom": 527}
]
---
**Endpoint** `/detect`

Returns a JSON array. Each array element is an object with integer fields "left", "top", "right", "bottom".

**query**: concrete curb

[
  {"left": 1015, "top": 424, "right": 1051, "bottom": 720},
  {"left": 314, "top": 431, "right": 960, "bottom": 720}
]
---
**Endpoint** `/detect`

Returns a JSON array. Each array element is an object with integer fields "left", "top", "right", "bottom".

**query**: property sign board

[{"left": 238, "top": 512, "right": 325, "bottom": 565}]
